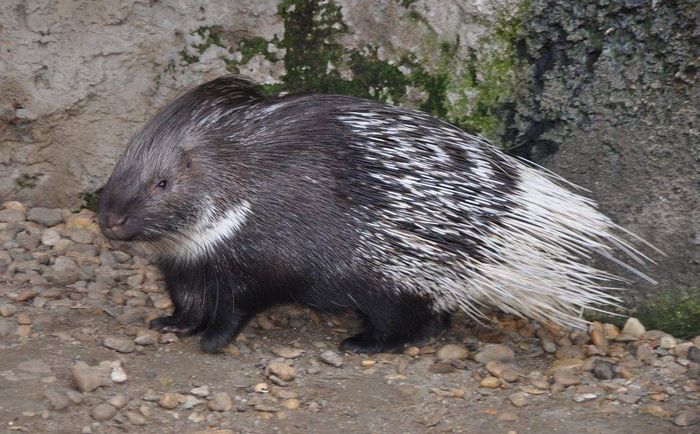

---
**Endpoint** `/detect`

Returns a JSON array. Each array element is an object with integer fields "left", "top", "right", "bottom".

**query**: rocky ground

[{"left": 0, "top": 201, "right": 699, "bottom": 434}]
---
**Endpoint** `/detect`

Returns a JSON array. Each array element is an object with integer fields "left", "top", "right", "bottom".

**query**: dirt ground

[
  {"left": 1, "top": 307, "right": 697, "bottom": 434},
  {"left": 1, "top": 205, "right": 699, "bottom": 434}
]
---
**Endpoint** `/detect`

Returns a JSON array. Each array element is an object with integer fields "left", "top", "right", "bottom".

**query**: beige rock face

[{"left": 0, "top": 0, "right": 283, "bottom": 207}]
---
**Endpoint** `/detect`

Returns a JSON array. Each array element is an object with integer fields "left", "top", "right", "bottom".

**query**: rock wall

[{"left": 1, "top": 0, "right": 698, "bottom": 314}]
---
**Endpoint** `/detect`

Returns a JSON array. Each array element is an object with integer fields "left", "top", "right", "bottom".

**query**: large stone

[
  {"left": 72, "top": 361, "right": 112, "bottom": 393},
  {"left": 621, "top": 318, "right": 646, "bottom": 338},
  {"left": 267, "top": 361, "right": 296, "bottom": 382},
  {"left": 0, "top": 209, "right": 25, "bottom": 223},
  {"left": 26, "top": 208, "right": 63, "bottom": 227},
  {"left": 103, "top": 336, "right": 136, "bottom": 353},
  {"left": 474, "top": 344, "right": 515, "bottom": 364},
  {"left": 44, "top": 256, "right": 80, "bottom": 285},
  {"left": 436, "top": 344, "right": 469, "bottom": 361}
]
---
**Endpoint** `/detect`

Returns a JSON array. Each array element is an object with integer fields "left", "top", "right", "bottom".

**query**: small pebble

[
  {"left": 224, "top": 344, "right": 241, "bottom": 356},
  {"left": 621, "top": 317, "right": 645, "bottom": 338},
  {"left": 553, "top": 370, "right": 581, "bottom": 386},
  {"left": 498, "top": 412, "right": 518, "bottom": 422},
  {"left": 403, "top": 346, "right": 420, "bottom": 356},
  {"left": 590, "top": 330, "right": 608, "bottom": 352},
  {"left": 72, "top": 361, "right": 111, "bottom": 393},
  {"left": 618, "top": 394, "right": 643, "bottom": 404},
  {"left": 428, "top": 362, "right": 456, "bottom": 374},
  {"left": 659, "top": 335, "right": 676, "bottom": 349},
  {"left": 65, "top": 390, "right": 84, "bottom": 405},
  {"left": 254, "top": 382, "right": 270, "bottom": 393},
  {"left": 90, "top": 403, "right": 117, "bottom": 421},
  {"left": 480, "top": 376, "right": 501, "bottom": 388},
  {"left": 267, "top": 361, "right": 296, "bottom": 382},
  {"left": 636, "top": 343, "right": 654, "bottom": 364},
  {"left": 108, "top": 394, "right": 127, "bottom": 409},
  {"left": 16, "top": 312, "right": 32, "bottom": 325},
  {"left": 485, "top": 361, "right": 519, "bottom": 383},
  {"left": 272, "top": 347, "right": 303, "bottom": 359},
  {"left": 573, "top": 393, "right": 597, "bottom": 402},
  {"left": 182, "top": 395, "right": 203, "bottom": 410},
  {"left": 541, "top": 340, "right": 557, "bottom": 354},
  {"left": 319, "top": 350, "right": 343, "bottom": 367},
  {"left": 103, "top": 336, "right": 136, "bottom": 353},
  {"left": 603, "top": 323, "right": 620, "bottom": 339},
  {"left": 642, "top": 404, "right": 672, "bottom": 419},
  {"left": 126, "top": 411, "right": 148, "bottom": 426},
  {"left": 436, "top": 344, "right": 469, "bottom": 361},
  {"left": 0, "top": 303, "right": 17, "bottom": 317},
  {"left": 15, "top": 288, "right": 39, "bottom": 303},
  {"left": 44, "top": 389, "right": 70, "bottom": 410},
  {"left": 155, "top": 392, "right": 179, "bottom": 409},
  {"left": 27, "top": 207, "right": 63, "bottom": 226},
  {"left": 508, "top": 392, "right": 529, "bottom": 408},
  {"left": 190, "top": 385, "right": 210, "bottom": 397},
  {"left": 674, "top": 410, "right": 700, "bottom": 427},
  {"left": 361, "top": 359, "right": 376, "bottom": 368},
  {"left": 208, "top": 392, "right": 233, "bottom": 412},
  {"left": 188, "top": 411, "right": 206, "bottom": 423},
  {"left": 687, "top": 346, "right": 700, "bottom": 363},
  {"left": 282, "top": 398, "right": 301, "bottom": 410},
  {"left": 110, "top": 364, "right": 128, "bottom": 383},
  {"left": 134, "top": 329, "right": 159, "bottom": 346},
  {"left": 592, "top": 359, "right": 616, "bottom": 380},
  {"left": 474, "top": 344, "right": 515, "bottom": 364}
]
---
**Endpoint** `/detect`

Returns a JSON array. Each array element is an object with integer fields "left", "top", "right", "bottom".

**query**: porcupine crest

[{"left": 338, "top": 107, "right": 660, "bottom": 328}]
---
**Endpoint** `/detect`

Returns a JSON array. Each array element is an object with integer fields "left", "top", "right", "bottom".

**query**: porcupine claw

[{"left": 149, "top": 315, "right": 199, "bottom": 335}]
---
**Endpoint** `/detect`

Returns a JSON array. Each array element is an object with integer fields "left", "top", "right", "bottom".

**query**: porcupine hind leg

[{"left": 339, "top": 293, "right": 451, "bottom": 354}]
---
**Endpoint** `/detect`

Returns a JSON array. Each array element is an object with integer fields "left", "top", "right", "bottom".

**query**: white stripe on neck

[{"left": 176, "top": 199, "right": 252, "bottom": 259}]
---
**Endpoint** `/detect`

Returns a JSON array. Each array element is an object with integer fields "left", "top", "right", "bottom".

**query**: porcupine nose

[
  {"left": 107, "top": 213, "right": 128, "bottom": 229},
  {"left": 103, "top": 213, "right": 129, "bottom": 239}
]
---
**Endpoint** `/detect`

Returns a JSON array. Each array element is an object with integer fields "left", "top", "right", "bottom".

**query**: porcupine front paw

[{"left": 149, "top": 315, "right": 199, "bottom": 335}]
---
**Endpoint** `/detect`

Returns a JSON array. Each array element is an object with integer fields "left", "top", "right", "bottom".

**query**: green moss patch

[
  {"left": 78, "top": 188, "right": 102, "bottom": 211},
  {"left": 172, "top": 0, "right": 532, "bottom": 144},
  {"left": 634, "top": 288, "right": 700, "bottom": 338},
  {"left": 447, "top": 2, "right": 530, "bottom": 140}
]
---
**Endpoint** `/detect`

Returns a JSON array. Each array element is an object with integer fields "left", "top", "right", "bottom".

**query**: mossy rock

[{"left": 632, "top": 288, "right": 700, "bottom": 338}]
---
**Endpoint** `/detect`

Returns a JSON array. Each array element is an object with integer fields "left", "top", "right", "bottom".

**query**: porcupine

[{"left": 97, "top": 75, "right": 658, "bottom": 354}]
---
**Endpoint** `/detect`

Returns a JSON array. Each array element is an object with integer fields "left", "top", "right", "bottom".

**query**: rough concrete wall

[
  {"left": 1, "top": 0, "right": 523, "bottom": 208},
  {"left": 1, "top": 0, "right": 698, "bottom": 315},
  {"left": 510, "top": 1, "right": 700, "bottom": 318},
  {"left": 0, "top": 0, "right": 283, "bottom": 207}
]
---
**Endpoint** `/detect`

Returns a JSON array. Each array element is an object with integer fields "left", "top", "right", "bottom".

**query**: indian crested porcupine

[{"left": 97, "top": 75, "right": 658, "bottom": 354}]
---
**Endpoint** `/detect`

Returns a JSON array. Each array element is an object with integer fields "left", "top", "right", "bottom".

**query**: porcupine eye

[{"left": 157, "top": 180, "right": 167, "bottom": 189}]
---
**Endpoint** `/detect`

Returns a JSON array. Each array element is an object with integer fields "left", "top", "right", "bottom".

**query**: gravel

[{"left": 1, "top": 203, "right": 699, "bottom": 432}]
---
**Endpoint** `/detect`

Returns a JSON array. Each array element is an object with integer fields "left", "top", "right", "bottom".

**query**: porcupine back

[{"left": 335, "top": 103, "right": 658, "bottom": 328}]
